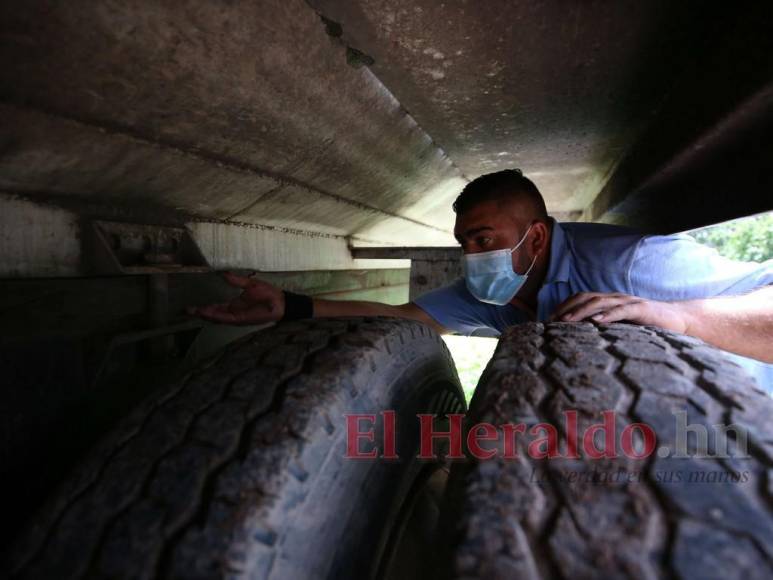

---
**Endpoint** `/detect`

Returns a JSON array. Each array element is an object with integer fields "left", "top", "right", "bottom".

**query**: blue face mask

[{"left": 462, "top": 224, "right": 537, "bottom": 305}]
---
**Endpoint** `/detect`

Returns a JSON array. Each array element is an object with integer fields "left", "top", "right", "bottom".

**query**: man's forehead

[{"left": 454, "top": 201, "right": 519, "bottom": 236}]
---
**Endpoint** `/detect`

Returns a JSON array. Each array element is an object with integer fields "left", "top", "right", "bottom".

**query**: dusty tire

[
  {"left": 440, "top": 322, "right": 773, "bottom": 580},
  {"left": 4, "top": 318, "right": 465, "bottom": 579}
]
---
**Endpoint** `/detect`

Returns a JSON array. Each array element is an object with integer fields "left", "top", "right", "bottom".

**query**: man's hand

[
  {"left": 188, "top": 271, "right": 450, "bottom": 334},
  {"left": 549, "top": 288, "right": 773, "bottom": 363},
  {"left": 188, "top": 272, "right": 285, "bottom": 325},
  {"left": 548, "top": 292, "right": 689, "bottom": 332}
]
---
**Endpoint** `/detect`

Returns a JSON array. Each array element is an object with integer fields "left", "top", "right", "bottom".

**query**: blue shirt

[{"left": 414, "top": 218, "right": 773, "bottom": 391}]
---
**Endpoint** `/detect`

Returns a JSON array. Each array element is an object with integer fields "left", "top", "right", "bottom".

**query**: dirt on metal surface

[
  {"left": 0, "top": 0, "right": 464, "bottom": 245},
  {"left": 1, "top": 0, "right": 771, "bottom": 245}
]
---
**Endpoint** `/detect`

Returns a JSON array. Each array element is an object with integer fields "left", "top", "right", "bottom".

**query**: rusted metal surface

[
  {"left": 307, "top": 0, "right": 727, "bottom": 218},
  {"left": 0, "top": 105, "right": 459, "bottom": 244},
  {"left": 0, "top": 0, "right": 771, "bottom": 266},
  {"left": 0, "top": 194, "right": 403, "bottom": 277},
  {"left": 408, "top": 258, "right": 461, "bottom": 301},
  {"left": 89, "top": 221, "right": 210, "bottom": 275},
  {"left": 0, "top": 195, "right": 81, "bottom": 278},
  {"left": 0, "top": 0, "right": 464, "bottom": 246},
  {"left": 351, "top": 246, "right": 460, "bottom": 260},
  {"left": 0, "top": 104, "right": 281, "bottom": 221},
  {"left": 352, "top": 246, "right": 461, "bottom": 299}
]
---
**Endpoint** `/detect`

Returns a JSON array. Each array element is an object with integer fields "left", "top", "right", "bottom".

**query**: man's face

[
  {"left": 454, "top": 199, "right": 536, "bottom": 275},
  {"left": 453, "top": 199, "right": 525, "bottom": 254}
]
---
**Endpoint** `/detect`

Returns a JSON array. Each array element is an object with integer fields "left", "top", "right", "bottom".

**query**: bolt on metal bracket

[{"left": 87, "top": 220, "right": 210, "bottom": 275}]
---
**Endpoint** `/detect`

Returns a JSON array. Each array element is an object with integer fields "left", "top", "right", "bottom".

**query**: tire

[
  {"left": 440, "top": 322, "right": 773, "bottom": 580},
  {"left": 4, "top": 317, "right": 465, "bottom": 579}
]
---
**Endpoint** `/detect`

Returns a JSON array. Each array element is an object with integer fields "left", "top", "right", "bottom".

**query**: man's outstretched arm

[
  {"left": 549, "top": 285, "right": 773, "bottom": 363},
  {"left": 312, "top": 296, "right": 447, "bottom": 333},
  {"left": 188, "top": 272, "right": 449, "bottom": 334}
]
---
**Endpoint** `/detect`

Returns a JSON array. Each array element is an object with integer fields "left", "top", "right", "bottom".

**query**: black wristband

[{"left": 281, "top": 291, "right": 314, "bottom": 321}]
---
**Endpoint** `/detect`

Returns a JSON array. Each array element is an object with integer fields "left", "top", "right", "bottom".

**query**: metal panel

[
  {"left": 590, "top": 84, "right": 773, "bottom": 233},
  {"left": 1, "top": 0, "right": 770, "bottom": 264},
  {"left": 582, "top": 2, "right": 773, "bottom": 233},
  {"left": 352, "top": 246, "right": 461, "bottom": 299},
  {"left": 0, "top": 195, "right": 81, "bottom": 277},
  {"left": 352, "top": 247, "right": 460, "bottom": 260},
  {"left": 0, "top": 105, "right": 281, "bottom": 219},
  {"left": 88, "top": 221, "right": 210, "bottom": 275},
  {"left": 187, "top": 220, "right": 357, "bottom": 273},
  {"left": 408, "top": 258, "right": 461, "bottom": 301},
  {"left": 0, "top": 0, "right": 464, "bottom": 245},
  {"left": 307, "top": 0, "right": 723, "bottom": 217},
  {"left": 1, "top": 194, "right": 408, "bottom": 277}
]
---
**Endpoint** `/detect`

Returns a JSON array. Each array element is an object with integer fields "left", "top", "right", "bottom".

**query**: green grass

[{"left": 442, "top": 335, "right": 499, "bottom": 403}]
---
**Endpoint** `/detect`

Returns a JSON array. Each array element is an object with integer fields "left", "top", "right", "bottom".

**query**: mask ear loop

[
  {"left": 510, "top": 223, "right": 538, "bottom": 275},
  {"left": 509, "top": 223, "right": 534, "bottom": 254},
  {"left": 523, "top": 253, "right": 538, "bottom": 275}
]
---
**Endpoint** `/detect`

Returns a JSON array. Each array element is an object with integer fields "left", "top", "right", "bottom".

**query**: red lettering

[
  {"left": 621, "top": 422, "right": 657, "bottom": 459},
  {"left": 563, "top": 410, "right": 580, "bottom": 459},
  {"left": 344, "top": 414, "right": 378, "bottom": 459},
  {"left": 528, "top": 423, "right": 560, "bottom": 459},
  {"left": 381, "top": 410, "right": 398, "bottom": 459},
  {"left": 502, "top": 423, "right": 525, "bottom": 458},
  {"left": 417, "top": 414, "right": 464, "bottom": 459},
  {"left": 467, "top": 422, "right": 499, "bottom": 460}
]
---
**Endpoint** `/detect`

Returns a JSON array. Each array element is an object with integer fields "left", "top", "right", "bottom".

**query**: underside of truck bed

[{"left": 2, "top": 0, "right": 772, "bottom": 274}]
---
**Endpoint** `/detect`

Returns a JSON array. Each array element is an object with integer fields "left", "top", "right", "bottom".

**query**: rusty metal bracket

[{"left": 87, "top": 220, "right": 210, "bottom": 275}]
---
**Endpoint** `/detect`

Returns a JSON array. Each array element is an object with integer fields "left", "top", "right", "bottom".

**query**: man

[{"left": 190, "top": 169, "right": 773, "bottom": 388}]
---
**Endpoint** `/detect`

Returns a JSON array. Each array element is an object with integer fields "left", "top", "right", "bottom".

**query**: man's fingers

[
  {"left": 592, "top": 302, "right": 642, "bottom": 324},
  {"left": 187, "top": 303, "right": 226, "bottom": 317},
  {"left": 192, "top": 303, "right": 241, "bottom": 324},
  {"left": 189, "top": 302, "right": 278, "bottom": 325},
  {"left": 557, "top": 295, "right": 619, "bottom": 322},
  {"left": 228, "top": 296, "right": 258, "bottom": 313},
  {"left": 565, "top": 296, "right": 630, "bottom": 321},
  {"left": 227, "top": 274, "right": 279, "bottom": 304},
  {"left": 549, "top": 292, "right": 599, "bottom": 321},
  {"left": 228, "top": 297, "right": 278, "bottom": 318}
]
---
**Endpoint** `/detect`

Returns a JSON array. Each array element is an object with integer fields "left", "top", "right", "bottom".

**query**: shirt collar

[{"left": 544, "top": 217, "right": 571, "bottom": 284}]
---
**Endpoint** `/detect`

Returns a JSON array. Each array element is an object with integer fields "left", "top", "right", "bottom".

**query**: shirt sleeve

[
  {"left": 628, "top": 233, "right": 773, "bottom": 301},
  {"left": 412, "top": 278, "right": 529, "bottom": 336}
]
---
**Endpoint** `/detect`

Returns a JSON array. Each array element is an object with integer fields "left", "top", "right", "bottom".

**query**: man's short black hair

[{"left": 452, "top": 169, "right": 548, "bottom": 220}]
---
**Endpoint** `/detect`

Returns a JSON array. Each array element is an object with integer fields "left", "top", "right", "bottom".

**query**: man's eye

[{"left": 478, "top": 237, "right": 492, "bottom": 247}]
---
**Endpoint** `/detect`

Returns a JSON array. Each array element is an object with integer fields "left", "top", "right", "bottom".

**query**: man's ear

[{"left": 531, "top": 220, "right": 550, "bottom": 255}]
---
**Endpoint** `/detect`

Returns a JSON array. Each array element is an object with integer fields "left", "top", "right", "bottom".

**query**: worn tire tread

[
  {"left": 447, "top": 322, "right": 772, "bottom": 580},
  {"left": 5, "top": 317, "right": 464, "bottom": 579}
]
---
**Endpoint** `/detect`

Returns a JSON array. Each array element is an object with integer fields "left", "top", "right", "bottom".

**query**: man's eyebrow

[{"left": 457, "top": 226, "right": 494, "bottom": 239}]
